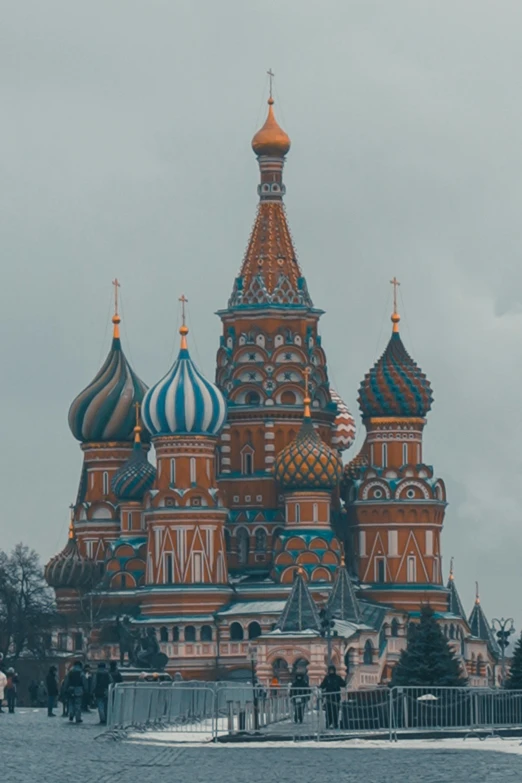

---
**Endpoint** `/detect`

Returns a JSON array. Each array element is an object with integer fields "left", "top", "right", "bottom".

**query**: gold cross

[
  {"left": 390, "top": 276, "right": 400, "bottom": 314},
  {"left": 112, "top": 278, "right": 120, "bottom": 316},
  {"left": 267, "top": 69, "right": 275, "bottom": 99},
  {"left": 179, "top": 294, "right": 188, "bottom": 326}
]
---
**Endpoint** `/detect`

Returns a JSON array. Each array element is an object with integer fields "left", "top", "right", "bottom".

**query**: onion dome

[
  {"left": 330, "top": 389, "right": 356, "bottom": 452},
  {"left": 69, "top": 304, "right": 148, "bottom": 443},
  {"left": 45, "top": 520, "right": 102, "bottom": 590},
  {"left": 343, "top": 449, "right": 369, "bottom": 481},
  {"left": 252, "top": 97, "right": 291, "bottom": 157},
  {"left": 111, "top": 417, "right": 156, "bottom": 501},
  {"left": 274, "top": 389, "right": 342, "bottom": 491},
  {"left": 142, "top": 320, "right": 227, "bottom": 438},
  {"left": 358, "top": 304, "right": 433, "bottom": 419}
]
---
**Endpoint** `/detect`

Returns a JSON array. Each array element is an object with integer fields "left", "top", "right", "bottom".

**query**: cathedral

[{"left": 44, "top": 92, "right": 500, "bottom": 687}]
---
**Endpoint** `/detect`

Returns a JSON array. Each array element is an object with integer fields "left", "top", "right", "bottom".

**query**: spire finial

[
  {"left": 475, "top": 581, "right": 480, "bottom": 605},
  {"left": 449, "top": 556, "right": 454, "bottom": 581},
  {"left": 133, "top": 402, "right": 142, "bottom": 444},
  {"left": 179, "top": 294, "right": 189, "bottom": 350},
  {"left": 112, "top": 278, "right": 121, "bottom": 338},
  {"left": 267, "top": 68, "right": 275, "bottom": 102},
  {"left": 68, "top": 504, "right": 75, "bottom": 540},
  {"left": 390, "top": 276, "right": 400, "bottom": 333},
  {"left": 303, "top": 367, "right": 311, "bottom": 419}
]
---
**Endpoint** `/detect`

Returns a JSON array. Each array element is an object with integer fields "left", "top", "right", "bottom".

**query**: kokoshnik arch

[{"left": 44, "top": 89, "right": 500, "bottom": 687}]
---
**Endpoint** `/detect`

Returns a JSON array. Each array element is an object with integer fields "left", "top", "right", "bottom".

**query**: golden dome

[{"left": 252, "top": 98, "right": 291, "bottom": 157}]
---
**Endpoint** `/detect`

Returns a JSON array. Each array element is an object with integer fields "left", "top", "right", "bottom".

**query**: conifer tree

[
  {"left": 392, "top": 605, "right": 467, "bottom": 687},
  {"left": 504, "top": 633, "right": 522, "bottom": 690}
]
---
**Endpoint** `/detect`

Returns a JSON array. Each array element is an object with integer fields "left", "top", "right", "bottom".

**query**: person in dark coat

[
  {"left": 290, "top": 671, "right": 310, "bottom": 724},
  {"left": 82, "top": 664, "right": 93, "bottom": 711},
  {"left": 320, "top": 665, "right": 346, "bottom": 729},
  {"left": 109, "top": 661, "right": 123, "bottom": 685},
  {"left": 92, "top": 662, "right": 112, "bottom": 725},
  {"left": 5, "top": 669, "right": 19, "bottom": 714},
  {"left": 45, "top": 666, "right": 59, "bottom": 717},
  {"left": 64, "top": 661, "right": 86, "bottom": 724},
  {"left": 28, "top": 679, "right": 38, "bottom": 707}
]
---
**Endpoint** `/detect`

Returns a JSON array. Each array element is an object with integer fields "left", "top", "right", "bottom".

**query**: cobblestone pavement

[{"left": 3, "top": 708, "right": 522, "bottom": 783}]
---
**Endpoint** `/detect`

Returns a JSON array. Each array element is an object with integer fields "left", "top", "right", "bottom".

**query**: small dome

[
  {"left": 330, "top": 389, "right": 356, "bottom": 452},
  {"left": 343, "top": 449, "right": 369, "bottom": 481},
  {"left": 45, "top": 524, "right": 102, "bottom": 590},
  {"left": 274, "top": 403, "right": 342, "bottom": 491},
  {"left": 142, "top": 325, "right": 227, "bottom": 437},
  {"left": 252, "top": 98, "right": 291, "bottom": 157},
  {"left": 69, "top": 316, "right": 148, "bottom": 443},
  {"left": 111, "top": 426, "right": 156, "bottom": 501},
  {"left": 358, "top": 317, "right": 433, "bottom": 419}
]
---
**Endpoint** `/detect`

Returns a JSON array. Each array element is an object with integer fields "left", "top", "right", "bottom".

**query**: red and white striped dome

[{"left": 330, "top": 389, "right": 356, "bottom": 452}]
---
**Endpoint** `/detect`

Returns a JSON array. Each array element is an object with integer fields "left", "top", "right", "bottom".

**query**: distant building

[{"left": 45, "top": 94, "right": 499, "bottom": 686}]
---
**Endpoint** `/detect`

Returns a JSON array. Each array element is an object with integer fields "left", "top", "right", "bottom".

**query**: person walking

[
  {"left": 0, "top": 668, "right": 6, "bottom": 713},
  {"left": 320, "top": 665, "right": 346, "bottom": 730},
  {"left": 64, "top": 661, "right": 86, "bottom": 724},
  {"left": 109, "top": 661, "right": 123, "bottom": 685},
  {"left": 92, "top": 662, "right": 112, "bottom": 725},
  {"left": 45, "top": 666, "right": 59, "bottom": 717},
  {"left": 28, "top": 679, "right": 38, "bottom": 707},
  {"left": 82, "top": 664, "right": 93, "bottom": 712},
  {"left": 290, "top": 670, "right": 310, "bottom": 724},
  {"left": 5, "top": 668, "right": 19, "bottom": 714}
]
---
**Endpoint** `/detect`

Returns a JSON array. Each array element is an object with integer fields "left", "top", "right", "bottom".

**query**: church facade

[{"left": 45, "top": 95, "right": 500, "bottom": 687}]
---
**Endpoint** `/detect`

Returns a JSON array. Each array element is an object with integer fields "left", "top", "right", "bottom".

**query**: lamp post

[
  {"left": 492, "top": 617, "right": 515, "bottom": 686},
  {"left": 247, "top": 642, "right": 259, "bottom": 730},
  {"left": 319, "top": 606, "right": 335, "bottom": 668}
]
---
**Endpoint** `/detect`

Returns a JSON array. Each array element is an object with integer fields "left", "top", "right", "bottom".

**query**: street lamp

[
  {"left": 492, "top": 617, "right": 515, "bottom": 686},
  {"left": 247, "top": 642, "right": 259, "bottom": 730},
  {"left": 319, "top": 606, "right": 335, "bottom": 668}
]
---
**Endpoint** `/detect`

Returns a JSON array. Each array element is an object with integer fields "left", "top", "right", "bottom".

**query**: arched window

[
  {"left": 201, "top": 625, "right": 213, "bottom": 642},
  {"left": 281, "top": 390, "right": 296, "bottom": 405},
  {"left": 344, "top": 648, "right": 354, "bottom": 674},
  {"left": 379, "top": 626, "right": 387, "bottom": 653},
  {"left": 160, "top": 626, "right": 168, "bottom": 643},
  {"left": 245, "top": 391, "right": 260, "bottom": 405},
  {"left": 476, "top": 654, "right": 483, "bottom": 676},
  {"left": 103, "top": 471, "right": 109, "bottom": 495},
  {"left": 74, "top": 632, "right": 83, "bottom": 651},
  {"left": 363, "top": 639, "right": 374, "bottom": 665},
  {"left": 313, "top": 503, "right": 318, "bottom": 522},
  {"left": 295, "top": 504, "right": 301, "bottom": 523},
  {"left": 255, "top": 529, "right": 267, "bottom": 551},
  {"left": 190, "top": 457, "right": 196, "bottom": 484},
  {"left": 172, "top": 626, "right": 180, "bottom": 642},
  {"left": 230, "top": 622, "right": 244, "bottom": 641},
  {"left": 237, "top": 528, "right": 249, "bottom": 565},
  {"left": 170, "top": 458, "right": 176, "bottom": 485},
  {"left": 248, "top": 621, "right": 262, "bottom": 640},
  {"left": 164, "top": 553, "right": 173, "bottom": 584},
  {"left": 391, "top": 619, "right": 399, "bottom": 638},
  {"left": 406, "top": 555, "right": 416, "bottom": 583},
  {"left": 224, "top": 529, "right": 232, "bottom": 552},
  {"left": 382, "top": 443, "right": 387, "bottom": 468},
  {"left": 402, "top": 443, "right": 408, "bottom": 465},
  {"left": 184, "top": 625, "right": 196, "bottom": 642},
  {"left": 449, "top": 624, "right": 455, "bottom": 639},
  {"left": 241, "top": 446, "right": 254, "bottom": 475}
]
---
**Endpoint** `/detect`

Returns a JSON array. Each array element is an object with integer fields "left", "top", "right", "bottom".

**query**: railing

[{"left": 107, "top": 683, "right": 522, "bottom": 742}]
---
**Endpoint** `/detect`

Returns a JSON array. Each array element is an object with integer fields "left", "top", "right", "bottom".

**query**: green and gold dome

[{"left": 274, "top": 391, "right": 342, "bottom": 491}]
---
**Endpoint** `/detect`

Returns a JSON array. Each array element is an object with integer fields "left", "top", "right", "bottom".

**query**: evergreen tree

[
  {"left": 504, "top": 633, "right": 522, "bottom": 690},
  {"left": 392, "top": 605, "right": 467, "bottom": 687}
]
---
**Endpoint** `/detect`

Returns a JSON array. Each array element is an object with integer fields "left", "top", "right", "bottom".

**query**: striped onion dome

[
  {"left": 358, "top": 315, "right": 433, "bottom": 419},
  {"left": 68, "top": 315, "right": 148, "bottom": 443},
  {"left": 330, "top": 389, "right": 356, "bottom": 452},
  {"left": 111, "top": 425, "right": 156, "bottom": 501},
  {"left": 141, "top": 324, "right": 227, "bottom": 437},
  {"left": 45, "top": 523, "right": 102, "bottom": 590},
  {"left": 274, "top": 399, "right": 342, "bottom": 491}
]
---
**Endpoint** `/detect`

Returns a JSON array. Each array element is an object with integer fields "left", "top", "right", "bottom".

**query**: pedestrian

[
  {"left": 0, "top": 668, "right": 6, "bottom": 713},
  {"left": 37, "top": 680, "right": 47, "bottom": 707},
  {"left": 5, "top": 668, "right": 19, "bottom": 714},
  {"left": 64, "top": 661, "right": 86, "bottom": 724},
  {"left": 109, "top": 661, "right": 123, "bottom": 685},
  {"left": 45, "top": 666, "right": 59, "bottom": 717},
  {"left": 82, "top": 664, "right": 93, "bottom": 711},
  {"left": 59, "top": 671, "right": 69, "bottom": 717},
  {"left": 270, "top": 675, "right": 280, "bottom": 696},
  {"left": 28, "top": 679, "right": 38, "bottom": 707},
  {"left": 92, "top": 662, "right": 112, "bottom": 725},
  {"left": 290, "top": 670, "right": 310, "bottom": 724},
  {"left": 320, "top": 665, "right": 346, "bottom": 730}
]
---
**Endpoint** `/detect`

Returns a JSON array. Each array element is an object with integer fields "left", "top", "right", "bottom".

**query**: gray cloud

[{"left": 2, "top": 0, "right": 521, "bottom": 626}]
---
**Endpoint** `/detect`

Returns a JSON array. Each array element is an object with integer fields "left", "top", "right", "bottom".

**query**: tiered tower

[
  {"left": 343, "top": 281, "right": 448, "bottom": 612},
  {"left": 67, "top": 282, "right": 148, "bottom": 563},
  {"left": 140, "top": 307, "right": 232, "bottom": 618},
  {"left": 215, "top": 88, "right": 354, "bottom": 574},
  {"left": 273, "top": 370, "right": 343, "bottom": 582}
]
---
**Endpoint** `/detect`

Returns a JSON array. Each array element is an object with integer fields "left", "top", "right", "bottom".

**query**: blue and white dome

[{"left": 142, "top": 325, "right": 227, "bottom": 437}]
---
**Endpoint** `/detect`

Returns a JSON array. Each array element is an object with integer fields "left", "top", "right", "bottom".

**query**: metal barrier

[{"left": 107, "top": 683, "right": 522, "bottom": 741}]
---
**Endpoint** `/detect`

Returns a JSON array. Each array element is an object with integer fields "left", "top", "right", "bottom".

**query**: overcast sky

[{"left": 2, "top": 0, "right": 522, "bottom": 627}]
